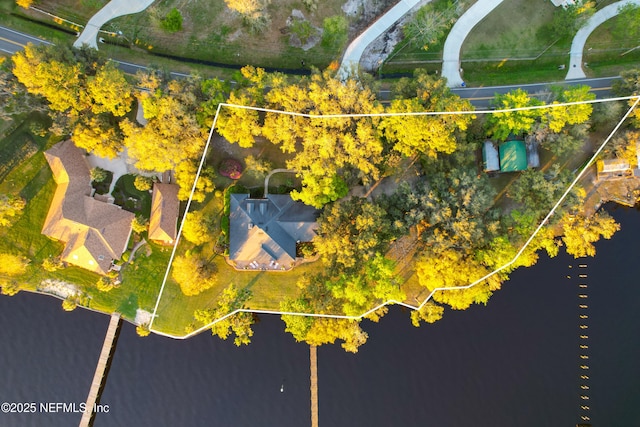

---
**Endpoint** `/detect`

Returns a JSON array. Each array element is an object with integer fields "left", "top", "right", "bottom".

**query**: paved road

[
  {"left": 0, "top": 25, "right": 52, "bottom": 54},
  {"left": 0, "top": 25, "right": 620, "bottom": 109},
  {"left": 566, "top": 0, "right": 640, "bottom": 80},
  {"left": 441, "top": 0, "right": 505, "bottom": 87},
  {"left": 449, "top": 76, "right": 619, "bottom": 108}
]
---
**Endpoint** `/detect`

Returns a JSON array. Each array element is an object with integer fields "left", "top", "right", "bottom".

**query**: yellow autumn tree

[
  {"left": 121, "top": 93, "right": 205, "bottom": 172},
  {"left": 263, "top": 70, "right": 385, "bottom": 207},
  {"left": 171, "top": 253, "right": 217, "bottom": 296},
  {"left": 562, "top": 212, "right": 620, "bottom": 258},
  {"left": 86, "top": 62, "right": 133, "bottom": 117},
  {"left": 73, "top": 115, "right": 123, "bottom": 159},
  {"left": 215, "top": 93, "right": 262, "bottom": 148},
  {"left": 0, "top": 253, "right": 29, "bottom": 276}
]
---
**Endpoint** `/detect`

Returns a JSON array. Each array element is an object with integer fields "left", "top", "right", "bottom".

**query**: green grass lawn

[{"left": 583, "top": 11, "right": 640, "bottom": 77}]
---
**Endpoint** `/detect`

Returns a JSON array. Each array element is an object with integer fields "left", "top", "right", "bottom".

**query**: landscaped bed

[{"left": 112, "top": 174, "right": 152, "bottom": 218}]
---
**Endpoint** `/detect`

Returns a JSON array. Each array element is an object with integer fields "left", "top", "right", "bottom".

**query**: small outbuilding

[
  {"left": 596, "top": 159, "right": 633, "bottom": 181},
  {"left": 499, "top": 140, "right": 528, "bottom": 173},
  {"left": 148, "top": 183, "right": 180, "bottom": 245},
  {"left": 482, "top": 141, "right": 500, "bottom": 172}
]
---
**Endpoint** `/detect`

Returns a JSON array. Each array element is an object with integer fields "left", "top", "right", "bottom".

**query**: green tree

[
  {"left": 16, "top": 0, "right": 34, "bottom": 9},
  {"left": 508, "top": 169, "right": 567, "bottom": 215},
  {"left": 551, "top": 0, "right": 595, "bottom": 40},
  {"left": 96, "top": 276, "right": 117, "bottom": 292},
  {"left": 321, "top": 15, "right": 348, "bottom": 49},
  {"left": 214, "top": 93, "right": 261, "bottom": 148},
  {"left": 161, "top": 8, "right": 183, "bottom": 33},
  {"left": 326, "top": 254, "right": 405, "bottom": 316},
  {"left": 487, "top": 89, "right": 543, "bottom": 140},
  {"left": 613, "top": 69, "right": 640, "bottom": 96},
  {"left": 244, "top": 155, "right": 272, "bottom": 179},
  {"left": 613, "top": 3, "right": 640, "bottom": 42},
  {"left": 403, "top": 2, "right": 457, "bottom": 51},
  {"left": 12, "top": 44, "right": 133, "bottom": 156},
  {"left": 197, "top": 78, "right": 231, "bottom": 127},
  {"left": 562, "top": 212, "right": 620, "bottom": 258},
  {"left": 0, "top": 194, "right": 25, "bottom": 227},
  {"left": 171, "top": 253, "right": 217, "bottom": 296},
  {"left": 193, "top": 285, "right": 255, "bottom": 346},
  {"left": 544, "top": 129, "right": 584, "bottom": 157},
  {"left": 314, "top": 198, "right": 392, "bottom": 272},
  {"left": 380, "top": 97, "right": 469, "bottom": 158},
  {"left": 181, "top": 211, "right": 211, "bottom": 246}
]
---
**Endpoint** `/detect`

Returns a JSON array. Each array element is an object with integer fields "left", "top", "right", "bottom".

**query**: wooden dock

[
  {"left": 79, "top": 313, "right": 122, "bottom": 427},
  {"left": 310, "top": 345, "right": 318, "bottom": 427}
]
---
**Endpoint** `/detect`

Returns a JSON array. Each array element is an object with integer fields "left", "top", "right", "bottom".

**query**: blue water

[{"left": 1, "top": 206, "right": 639, "bottom": 427}]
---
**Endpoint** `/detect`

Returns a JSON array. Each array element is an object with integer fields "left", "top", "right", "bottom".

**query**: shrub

[
  {"left": 136, "top": 324, "right": 151, "bottom": 337},
  {"left": 42, "top": 257, "right": 63, "bottom": 272},
  {"left": 219, "top": 158, "right": 243, "bottom": 179},
  {"left": 161, "top": 8, "right": 183, "bottom": 33},
  {"left": 90, "top": 167, "right": 108, "bottom": 183},
  {"left": 134, "top": 175, "right": 153, "bottom": 192},
  {"left": 321, "top": 16, "right": 348, "bottom": 50},
  {"left": 131, "top": 215, "right": 149, "bottom": 234},
  {"left": 97, "top": 277, "right": 116, "bottom": 292},
  {"left": 16, "top": 0, "right": 33, "bottom": 9},
  {"left": 62, "top": 298, "right": 77, "bottom": 311},
  {"left": 0, "top": 279, "right": 20, "bottom": 296}
]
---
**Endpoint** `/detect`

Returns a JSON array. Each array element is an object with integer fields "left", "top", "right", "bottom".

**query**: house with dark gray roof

[
  {"left": 42, "top": 140, "right": 134, "bottom": 275},
  {"left": 229, "top": 194, "right": 319, "bottom": 270}
]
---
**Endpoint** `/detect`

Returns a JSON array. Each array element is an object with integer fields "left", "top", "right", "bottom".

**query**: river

[{"left": 1, "top": 205, "right": 639, "bottom": 427}]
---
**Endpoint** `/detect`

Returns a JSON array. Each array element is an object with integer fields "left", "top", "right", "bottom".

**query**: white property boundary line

[{"left": 148, "top": 95, "right": 640, "bottom": 339}]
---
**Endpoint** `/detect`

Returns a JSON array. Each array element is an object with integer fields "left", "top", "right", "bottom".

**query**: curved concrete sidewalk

[
  {"left": 338, "top": 0, "right": 424, "bottom": 79},
  {"left": 441, "top": 0, "right": 504, "bottom": 87},
  {"left": 566, "top": 0, "right": 640, "bottom": 80},
  {"left": 74, "top": 0, "right": 155, "bottom": 49}
]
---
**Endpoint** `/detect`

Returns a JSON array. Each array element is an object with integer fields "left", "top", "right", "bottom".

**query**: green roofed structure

[{"left": 499, "top": 140, "right": 528, "bottom": 173}]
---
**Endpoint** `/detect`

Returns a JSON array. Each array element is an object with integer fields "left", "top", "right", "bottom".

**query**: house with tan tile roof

[
  {"left": 42, "top": 140, "right": 134, "bottom": 275},
  {"left": 148, "top": 182, "right": 180, "bottom": 245}
]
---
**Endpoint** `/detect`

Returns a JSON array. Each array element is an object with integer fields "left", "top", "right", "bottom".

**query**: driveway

[
  {"left": 441, "top": 0, "right": 504, "bottom": 87},
  {"left": 338, "top": 0, "right": 424, "bottom": 79},
  {"left": 74, "top": 0, "right": 156, "bottom": 49},
  {"left": 566, "top": 0, "right": 640, "bottom": 80}
]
